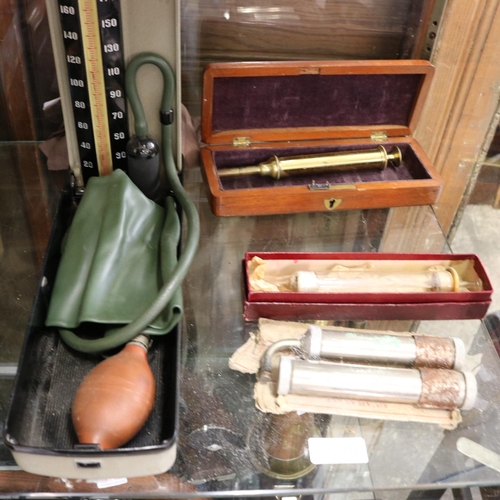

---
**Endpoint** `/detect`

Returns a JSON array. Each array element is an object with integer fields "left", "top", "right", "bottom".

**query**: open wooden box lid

[{"left": 202, "top": 60, "right": 434, "bottom": 145}]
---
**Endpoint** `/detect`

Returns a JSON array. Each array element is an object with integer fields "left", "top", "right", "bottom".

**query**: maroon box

[{"left": 243, "top": 252, "right": 493, "bottom": 321}]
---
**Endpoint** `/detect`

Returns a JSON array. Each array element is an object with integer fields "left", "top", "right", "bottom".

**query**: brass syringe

[{"left": 218, "top": 145, "right": 402, "bottom": 180}]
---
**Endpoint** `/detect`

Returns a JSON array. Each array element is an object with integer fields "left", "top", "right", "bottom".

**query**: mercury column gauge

[{"left": 46, "top": 0, "right": 182, "bottom": 187}]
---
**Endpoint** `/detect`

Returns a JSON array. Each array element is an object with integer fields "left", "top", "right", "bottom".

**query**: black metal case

[{"left": 3, "top": 186, "right": 179, "bottom": 479}]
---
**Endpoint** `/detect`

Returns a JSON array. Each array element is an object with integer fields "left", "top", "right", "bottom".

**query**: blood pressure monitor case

[
  {"left": 200, "top": 60, "right": 443, "bottom": 216},
  {"left": 3, "top": 186, "right": 179, "bottom": 479},
  {"left": 3, "top": 0, "right": 182, "bottom": 480}
]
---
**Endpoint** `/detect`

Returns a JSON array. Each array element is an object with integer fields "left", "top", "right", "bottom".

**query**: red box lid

[{"left": 244, "top": 252, "right": 493, "bottom": 305}]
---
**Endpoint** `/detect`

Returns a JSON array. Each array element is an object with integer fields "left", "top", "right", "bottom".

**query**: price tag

[{"left": 308, "top": 437, "right": 369, "bottom": 465}]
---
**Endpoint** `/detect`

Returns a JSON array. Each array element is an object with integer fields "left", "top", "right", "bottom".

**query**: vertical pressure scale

[{"left": 57, "top": 0, "right": 127, "bottom": 183}]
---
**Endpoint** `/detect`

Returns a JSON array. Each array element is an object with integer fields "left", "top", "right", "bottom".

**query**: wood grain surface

[
  {"left": 181, "top": 0, "right": 435, "bottom": 114},
  {"left": 0, "top": 470, "right": 208, "bottom": 498},
  {"left": 414, "top": 0, "right": 500, "bottom": 235}
]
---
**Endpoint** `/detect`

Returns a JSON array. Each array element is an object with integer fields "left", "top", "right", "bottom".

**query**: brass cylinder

[
  {"left": 261, "top": 413, "right": 315, "bottom": 476},
  {"left": 218, "top": 145, "right": 402, "bottom": 180}
]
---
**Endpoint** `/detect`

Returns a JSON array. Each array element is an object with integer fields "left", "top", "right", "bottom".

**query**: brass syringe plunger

[{"left": 218, "top": 145, "right": 402, "bottom": 180}]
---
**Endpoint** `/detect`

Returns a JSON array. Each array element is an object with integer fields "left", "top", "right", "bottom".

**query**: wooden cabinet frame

[{"left": 400, "top": 0, "right": 500, "bottom": 244}]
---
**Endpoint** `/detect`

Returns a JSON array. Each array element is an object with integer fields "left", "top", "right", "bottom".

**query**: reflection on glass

[{"left": 181, "top": 0, "right": 437, "bottom": 115}]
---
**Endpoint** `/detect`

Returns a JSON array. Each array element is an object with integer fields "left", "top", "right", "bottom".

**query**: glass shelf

[{"left": 0, "top": 146, "right": 499, "bottom": 498}]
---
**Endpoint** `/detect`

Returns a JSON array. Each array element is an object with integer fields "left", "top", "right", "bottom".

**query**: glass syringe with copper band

[
  {"left": 259, "top": 326, "right": 477, "bottom": 411},
  {"left": 218, "top": 145, "right": 402, "bottom": 180},
  {"left": 260, "top": 326, "right": 466, "bottom": 373},
  {"left": 275, "top": 356, "right": 477, "bottom": 411}
]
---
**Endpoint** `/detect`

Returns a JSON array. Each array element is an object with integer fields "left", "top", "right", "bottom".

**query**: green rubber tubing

[{"left": 59, "top": 53, "right": 200, "bottom": 353}]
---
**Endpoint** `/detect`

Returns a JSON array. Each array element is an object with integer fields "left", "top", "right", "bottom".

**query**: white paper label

[
  {"left": 308, "top": 437, "right": 369, "bottom": 465},
  {"left": 88, "top": 477, "right": 128, "bottom": 489}
]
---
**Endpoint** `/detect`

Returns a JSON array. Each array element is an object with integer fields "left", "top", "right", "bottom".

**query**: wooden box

[
  {"left": 243, "top": 252, "right": 493, "bottom": 321},
  {"left": 200, "top": 60, "right": 442, "bottom": 216}
]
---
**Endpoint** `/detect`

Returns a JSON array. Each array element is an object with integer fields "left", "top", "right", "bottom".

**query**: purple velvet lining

[
  {"left": 214, "top": 143, "right": 430, "bottom": 191},
  {"left": 212, "top": 74, "right": 424, "bottom": 132}
]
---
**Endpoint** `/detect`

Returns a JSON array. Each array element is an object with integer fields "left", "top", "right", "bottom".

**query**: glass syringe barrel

[
  {"left": 218, "top": 146, "right": 402, "bottom": 180},
  {"left": 277, "top": 356, "right": 477, "bottom": 410},
  {"left": 292, "top": 268, "right": 482, "bottom": 293}
]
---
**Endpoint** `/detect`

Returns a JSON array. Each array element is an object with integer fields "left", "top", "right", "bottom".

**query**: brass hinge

[
  {"left": 371, "top": 131, "right": 388, "bottom": 142},
  {"left": 233, "top": 136, "right": 251, "bottom": 147}
]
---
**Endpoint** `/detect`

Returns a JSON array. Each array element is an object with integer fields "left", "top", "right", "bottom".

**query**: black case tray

[{"left": 3, "top": 184, "right": 179, "bottom": 461}]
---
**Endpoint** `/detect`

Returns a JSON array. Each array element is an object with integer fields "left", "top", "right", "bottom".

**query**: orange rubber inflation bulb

[{"left": 72, "top": 334, "right": 156, "bottom": 450}]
